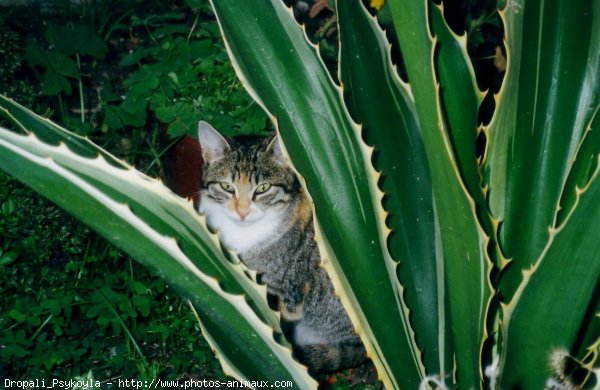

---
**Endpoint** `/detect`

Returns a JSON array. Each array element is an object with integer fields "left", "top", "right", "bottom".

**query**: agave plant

[{"left": 0, "top": 0, "right": 599, "bottom": 388}]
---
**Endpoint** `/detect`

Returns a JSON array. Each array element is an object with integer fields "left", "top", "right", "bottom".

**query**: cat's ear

[
  {"left": 266, "top": 135, "right": 286, "bottom": 166},
  {"left": 198, "top": 121, "right": 230, "bottom": 163}
]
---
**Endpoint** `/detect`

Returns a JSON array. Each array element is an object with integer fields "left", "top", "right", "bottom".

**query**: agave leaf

[
  {"left": 210, "top": 0, "right": 425, "bottom": 387},
  {"left": 557, "top": 105, "right": 600, "bottom": 365},
  {"left": 431, "top": 3, "right": 486, "bottom": 210},
  {"left": 483, "top": 0, "right": 600, "bottom": 298},
  {"left": 584, "top": 337, "right": 600, "bottom": 389},
  {"left": 584, "top": 335, "right": 600, "bottom": 372},
  {"left": 574, "top": 300, "right": 600, "bottom": 366},
  {"left": 0, "top": 97, "right": 277, "bottom": 327},
  {"left": 336, "top": 0, "right": 448, "bottom": 378},
  {"left": 387, "top": 0, "right": 493, "bottom": 387},
  {"left": 499, "top": 158, "right": 600, "bottom": 389},
  {"left": 0, "top": 94, "right": 126, "bottom": 166},
  {"left": 558, "top": 105, "right": 600, "bottom": 225},
  {"left": 0, "top": 118, "right": 316, "bottom": 387}
]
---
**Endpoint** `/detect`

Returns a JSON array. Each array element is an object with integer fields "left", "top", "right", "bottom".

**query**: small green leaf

[
  {"left": 96, "top": 317, "right": 110, "bottom": 327},
  {"left": 121, "top": 95, "right": 147, "bottom": 114},
  {"left": 168, "top": 72, "right": 179, "bottom": 85},
  {"left": 131, "top": 281, "right": 150, "bottom": 295},
  {"left": 119, "top": 107, "right": 147, "bottom": 127},
  {"left": 40, "top": 299, "right": 61, "bottom": 316},
  {"left": 100, "top": 84, "right": 121, "bottom": 104},
  {"left": 9, "top": 309, "right": 27, "bottom": 323},
  {"left": 121, "top": 50, "right": 146, "bottom": 66},
  {"left": 133, "top": 296, "right": 151, "bottom": 317},
  {"left": 47, "top": 50, "right": 79, "bottom": 79},
  {"left": 0, "top": 251, "right": 18, "bottom": 266},
  {"left": 46, "top": 24, "right": 107, "bottom": 59},
  {"left": 41, "top": 72, "right": 72, "bottom": 96},
  {"left": 53, "top": 324, "right": 63, "bottom": 336},
  {"left": 27, "top": 316, "right": 41, "bottom": 326},
  {"left": 2, "top": 197, "right": 15, "bottom": 215},
  {"left": 155, "top": 105, "right": 177, "bottom": 122},
  {"left": 167, "top": 120, "right": 191, "bottom": 138},
  {"left": 3, "top": 344, "right": 27, "bottom": 358},
  {"left": 102, "top": 105, "right": 124, "bottom": 131},
  {"left": 132, "top": 77, "right": 160, "bottom": 96},
  {"left": 190, "top": 39, "right": 213, "bottom": 57},
  {"left": 24, "top": 41, "right": 49, "bottom": 68}
]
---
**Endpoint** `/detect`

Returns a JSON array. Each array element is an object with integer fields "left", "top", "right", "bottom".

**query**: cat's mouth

[{"left": 229, "top": 211, "right": 260, "bottom": 224}]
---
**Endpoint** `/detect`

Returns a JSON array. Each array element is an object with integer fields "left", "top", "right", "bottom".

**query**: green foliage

[
  {"left": 208, "top": 0, "right": 600, "bottom": 388},
  {"left": 0, "top": 173, "right": 223, "bottom": 383},
  {"left": 0, "top": 18, "right": 41, "bottom": 117},
  {"left": 24, "top": 25, "right": 106, "bottom": 97},
  {"left": 0, "top": 0, "right": 252, "bottom": 383},
  {"left": 0, "top": 21, "right": 23, "bottom": 80},
  {"left": 111, "top": 17, "right": 266, "bottom": 137},
  {"left": 4, "top": 0, "right": 268, "bottom": 144},
  {"left": 1, "top": 0, "right": 598, "bottom": 389}
]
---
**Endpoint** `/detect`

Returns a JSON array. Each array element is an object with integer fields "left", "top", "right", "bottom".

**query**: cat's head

[{"left": 198, "top": 121, "right": 298, "bottom": 226}]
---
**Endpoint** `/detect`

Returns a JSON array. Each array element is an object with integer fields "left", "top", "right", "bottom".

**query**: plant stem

[
  {"left": 129, "top": 258, "right": 135, "bottom": 280},
  {"left": 143, "top": 134, "right": 182, "bottom": 174},
  {"left": 97, "top": 288, "right": 147, "bottom": 365},
  {"left": 30, "top": 315, "right": 53, "bottom": 341},
  {"left": 75, "top": 238, "right": 92, "bottom": 287},
  {"left": 187, "top": 12, "right": 200, "bottom": 42},
  {"left": 76, "top": 53, "right": 85, "bottom": 124},
  {"left": 58, "top": 93, "right": 66, "bottom": 124},
  {"left": 102, "top": 10, "right": 135, "bottom": 41}
]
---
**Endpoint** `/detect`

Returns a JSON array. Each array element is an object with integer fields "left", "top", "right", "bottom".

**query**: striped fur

[{"left": 198, "top": 121, "right": 367, "bottom": 373}]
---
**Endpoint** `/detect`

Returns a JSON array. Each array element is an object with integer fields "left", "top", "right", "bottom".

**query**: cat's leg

[{"left": 291, "top": 317, "right": 367, "bottom": 373}]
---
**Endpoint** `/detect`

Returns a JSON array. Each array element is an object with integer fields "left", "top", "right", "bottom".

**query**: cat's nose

[{"left": 237, "top": 209, "right": 251, "bottom": 221}]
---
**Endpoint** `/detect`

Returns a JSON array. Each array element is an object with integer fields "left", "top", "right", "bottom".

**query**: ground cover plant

[
  {"left": 1, "top": 0, "right": 598, "bottom": 389},
  {"left": 0, "top": 0, "right": 264, "bottom": 385}
]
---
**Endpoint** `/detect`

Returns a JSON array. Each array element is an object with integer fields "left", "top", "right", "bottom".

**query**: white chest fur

[{"left": 199, "top": 197, "right": 284, "bottom": 253}]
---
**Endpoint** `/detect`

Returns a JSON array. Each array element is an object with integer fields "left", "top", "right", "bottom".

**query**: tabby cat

[{"left": 197, "top": 121, "right": 366, "bottom": 373}]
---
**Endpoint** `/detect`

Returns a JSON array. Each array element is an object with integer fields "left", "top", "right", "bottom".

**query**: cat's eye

[
  {"left": 219, "top": 182, "right": 235, "bottom": 193},
  {"left": 255, "top": 183, "right": 272, "bottom": 194}
]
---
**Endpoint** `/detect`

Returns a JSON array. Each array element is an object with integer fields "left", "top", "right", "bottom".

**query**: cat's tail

[{"left": 296, "top": 340, "right": 368, "bottom": 374}]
